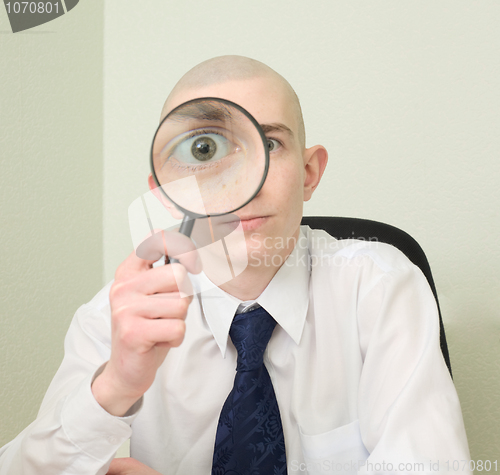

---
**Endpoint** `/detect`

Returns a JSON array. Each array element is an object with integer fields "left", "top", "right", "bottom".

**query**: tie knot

[{"left": 229, "top": 306, "right": 277, "bottom": 372}]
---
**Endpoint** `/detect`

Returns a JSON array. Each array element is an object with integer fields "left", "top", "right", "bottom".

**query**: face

[{"left": 160, "top": 76, "right": 321, "bottom": 270}]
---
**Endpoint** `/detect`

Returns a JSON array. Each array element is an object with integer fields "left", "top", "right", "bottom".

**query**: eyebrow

[
  {"left": 166, "top": 104, "right": 295, "bottom": 139},
  {"left": 260, "top": 123, "right": 294, "bottom": 137},
  {"left": 167, "top": 101, "right": 234, "bottom": 122}
]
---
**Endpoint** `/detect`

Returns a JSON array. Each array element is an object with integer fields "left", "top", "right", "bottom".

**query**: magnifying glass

[{"left": 150, "top": 97, "right": 269, "bottom": 261}]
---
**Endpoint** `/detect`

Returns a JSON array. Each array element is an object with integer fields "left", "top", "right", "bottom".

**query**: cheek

[{"left": 267, "top": 161, "right": 304, "bottom": 209}]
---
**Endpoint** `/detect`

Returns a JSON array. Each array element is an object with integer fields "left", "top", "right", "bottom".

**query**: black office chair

[{"left": 301, "top": 216, "right": 452, "bottom": 377}]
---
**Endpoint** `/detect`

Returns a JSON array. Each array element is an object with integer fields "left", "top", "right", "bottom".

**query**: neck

[
  {"left": 217, "top": 260, "right": 280, "bottom": 301},
  {"left": 205, "top": 227, "right": 300, "bottom": 301}
]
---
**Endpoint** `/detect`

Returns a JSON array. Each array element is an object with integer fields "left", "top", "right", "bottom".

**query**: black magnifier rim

[{"left": 150, "top": 96, "right": 270, "bottom": 218}]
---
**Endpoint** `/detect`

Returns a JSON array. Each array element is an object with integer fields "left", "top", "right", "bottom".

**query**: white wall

[
  {"left": 103, "top": 0, "right": 500, "bottom": 463},
  {"left": 0, "top": 1, "right": 104, "bottom": 446}
]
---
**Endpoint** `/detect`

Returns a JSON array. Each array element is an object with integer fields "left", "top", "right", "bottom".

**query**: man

[{"left": 0, "top": 56, "right": 470, "bottom": 475}]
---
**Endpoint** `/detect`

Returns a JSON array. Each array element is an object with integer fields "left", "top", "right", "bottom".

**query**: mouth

[
  {"left": 202, "top": 214, "right": 269, "bottom": 235},
  {"left": 234, "top": 215, "right": 269, "bottom": 231}
]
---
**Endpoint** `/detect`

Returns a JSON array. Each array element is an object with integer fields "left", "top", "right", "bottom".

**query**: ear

[
  {"left": 302, "top": 145, "right": 328, "bottom": 202},
  {"left": 147, "top": 173, "right": 184, "bottom": 219}
]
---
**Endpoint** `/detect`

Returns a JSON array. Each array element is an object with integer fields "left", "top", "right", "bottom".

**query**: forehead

[{"left": 163, "top": 76, "right": 298, "bottom": 134}]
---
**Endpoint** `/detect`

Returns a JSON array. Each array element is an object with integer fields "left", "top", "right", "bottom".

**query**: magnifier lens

[{"left": 151, "top": 98, "right": 268, "bottom": 217}]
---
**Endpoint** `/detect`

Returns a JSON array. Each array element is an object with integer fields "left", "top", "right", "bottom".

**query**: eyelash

[
  {"left": 186, "top": 128, "right": 224, "bottom": 141},
  {"left": 171, "top": 160, "right": 221, "bottom": 172},
  {"left": 267, "top": 137, "right": 283, "bottom": 151}
]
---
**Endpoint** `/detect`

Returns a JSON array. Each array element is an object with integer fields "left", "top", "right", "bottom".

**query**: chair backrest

[{"left": 301, "top": 216, "right": 452, "bottom": 377}]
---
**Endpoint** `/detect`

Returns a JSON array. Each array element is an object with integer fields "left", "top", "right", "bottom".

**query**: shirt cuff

[{"left": 60, "top": 364, "right": 143, "bottom": 462}]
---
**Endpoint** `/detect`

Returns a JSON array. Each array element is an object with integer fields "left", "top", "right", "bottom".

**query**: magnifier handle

[{"left": 167, "top": 215, "right": 195, "bottom": 265}]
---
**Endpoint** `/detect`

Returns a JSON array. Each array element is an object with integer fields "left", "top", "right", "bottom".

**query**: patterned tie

[{"left": 212, "top": 306, "right": 287, "bottom": 475}]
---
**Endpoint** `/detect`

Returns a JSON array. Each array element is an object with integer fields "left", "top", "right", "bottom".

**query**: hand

[
  {"left": 92, "top": 230, "right": 201, "bottom": 416},
  {"left": 107, "top": 457, "right": 162, "bottom": 475}
]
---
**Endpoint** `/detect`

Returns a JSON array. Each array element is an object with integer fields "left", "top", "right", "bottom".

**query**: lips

[
  {"left": 237, "top": 216, "right": 269, "bottom": 231},
  {"left": 236, "top": 215, "right": 264, "bottom": 221}
]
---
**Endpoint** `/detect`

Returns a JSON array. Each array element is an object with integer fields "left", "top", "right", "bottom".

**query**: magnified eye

[{"left": 170, "top": 130, "right": 238, "bottom": 166}]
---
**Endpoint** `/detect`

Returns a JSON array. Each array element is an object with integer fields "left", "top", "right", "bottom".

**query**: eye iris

[{"left": 192, "top": 136, "right": 216, "bottom": 161}]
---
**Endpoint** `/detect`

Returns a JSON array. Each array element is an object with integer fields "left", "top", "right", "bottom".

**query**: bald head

[{"left": 163, "top": 56, "right": 306, "bottom": 148}]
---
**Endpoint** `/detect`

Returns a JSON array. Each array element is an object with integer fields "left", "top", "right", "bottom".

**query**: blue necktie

[{"left": 212, "top": 306, "right": 287, "bottom": 475}]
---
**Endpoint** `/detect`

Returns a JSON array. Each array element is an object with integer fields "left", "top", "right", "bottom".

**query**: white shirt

[{"left": 0, "top": 227, "right": 471, "bottom": 475}]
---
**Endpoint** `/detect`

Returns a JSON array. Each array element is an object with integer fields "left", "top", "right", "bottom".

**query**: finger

[
  {"left": 135, "top": 229, "right": 202, "bottom": 274},
  {"left": 113, "top": 292, "right": 191, "bottom": 320},
  {"left": 142, "top": 318, "right": 186, "bottom": 348},
  {"left": 116, "top": 230, "right": 201, "bottom": 282},
  {"left": 121, "top": 318, "right": 186, "bottom": 350},
  {"left": 112, "top": 263, "right": 193, "bottom": 299},
  {"left": 106, "top": 457, "right": 133, "bottom": 474},
  {"left": 115, "top": 249, "right": 159, "bottom": 283},
  {"left": 107, "top": 457, "right": 157, "bottom": 475}
]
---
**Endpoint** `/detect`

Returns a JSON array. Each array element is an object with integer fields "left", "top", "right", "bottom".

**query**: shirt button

[{"left": 108, "top": 436, "right": 118, "bottom": 444}]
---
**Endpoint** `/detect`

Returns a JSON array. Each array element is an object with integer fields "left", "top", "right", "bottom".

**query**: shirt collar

[{"left": 191, "top": 227, "right": 310, "bottom": 357}]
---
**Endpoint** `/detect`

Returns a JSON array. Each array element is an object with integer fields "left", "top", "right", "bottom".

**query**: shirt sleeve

[
  {"left": 355, "top": 251, "right": 471, "bottom": 475},
  {"left": 0, "top": 283, "right": 142, "bottom": 475}
]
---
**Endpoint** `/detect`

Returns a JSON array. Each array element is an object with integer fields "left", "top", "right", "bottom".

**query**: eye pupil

[
  {"left": 267, "top": 139, "right": 275, "bottom": 151},
  {"left": 192, "top": 136, "right": 217, "bottom": 161}
]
